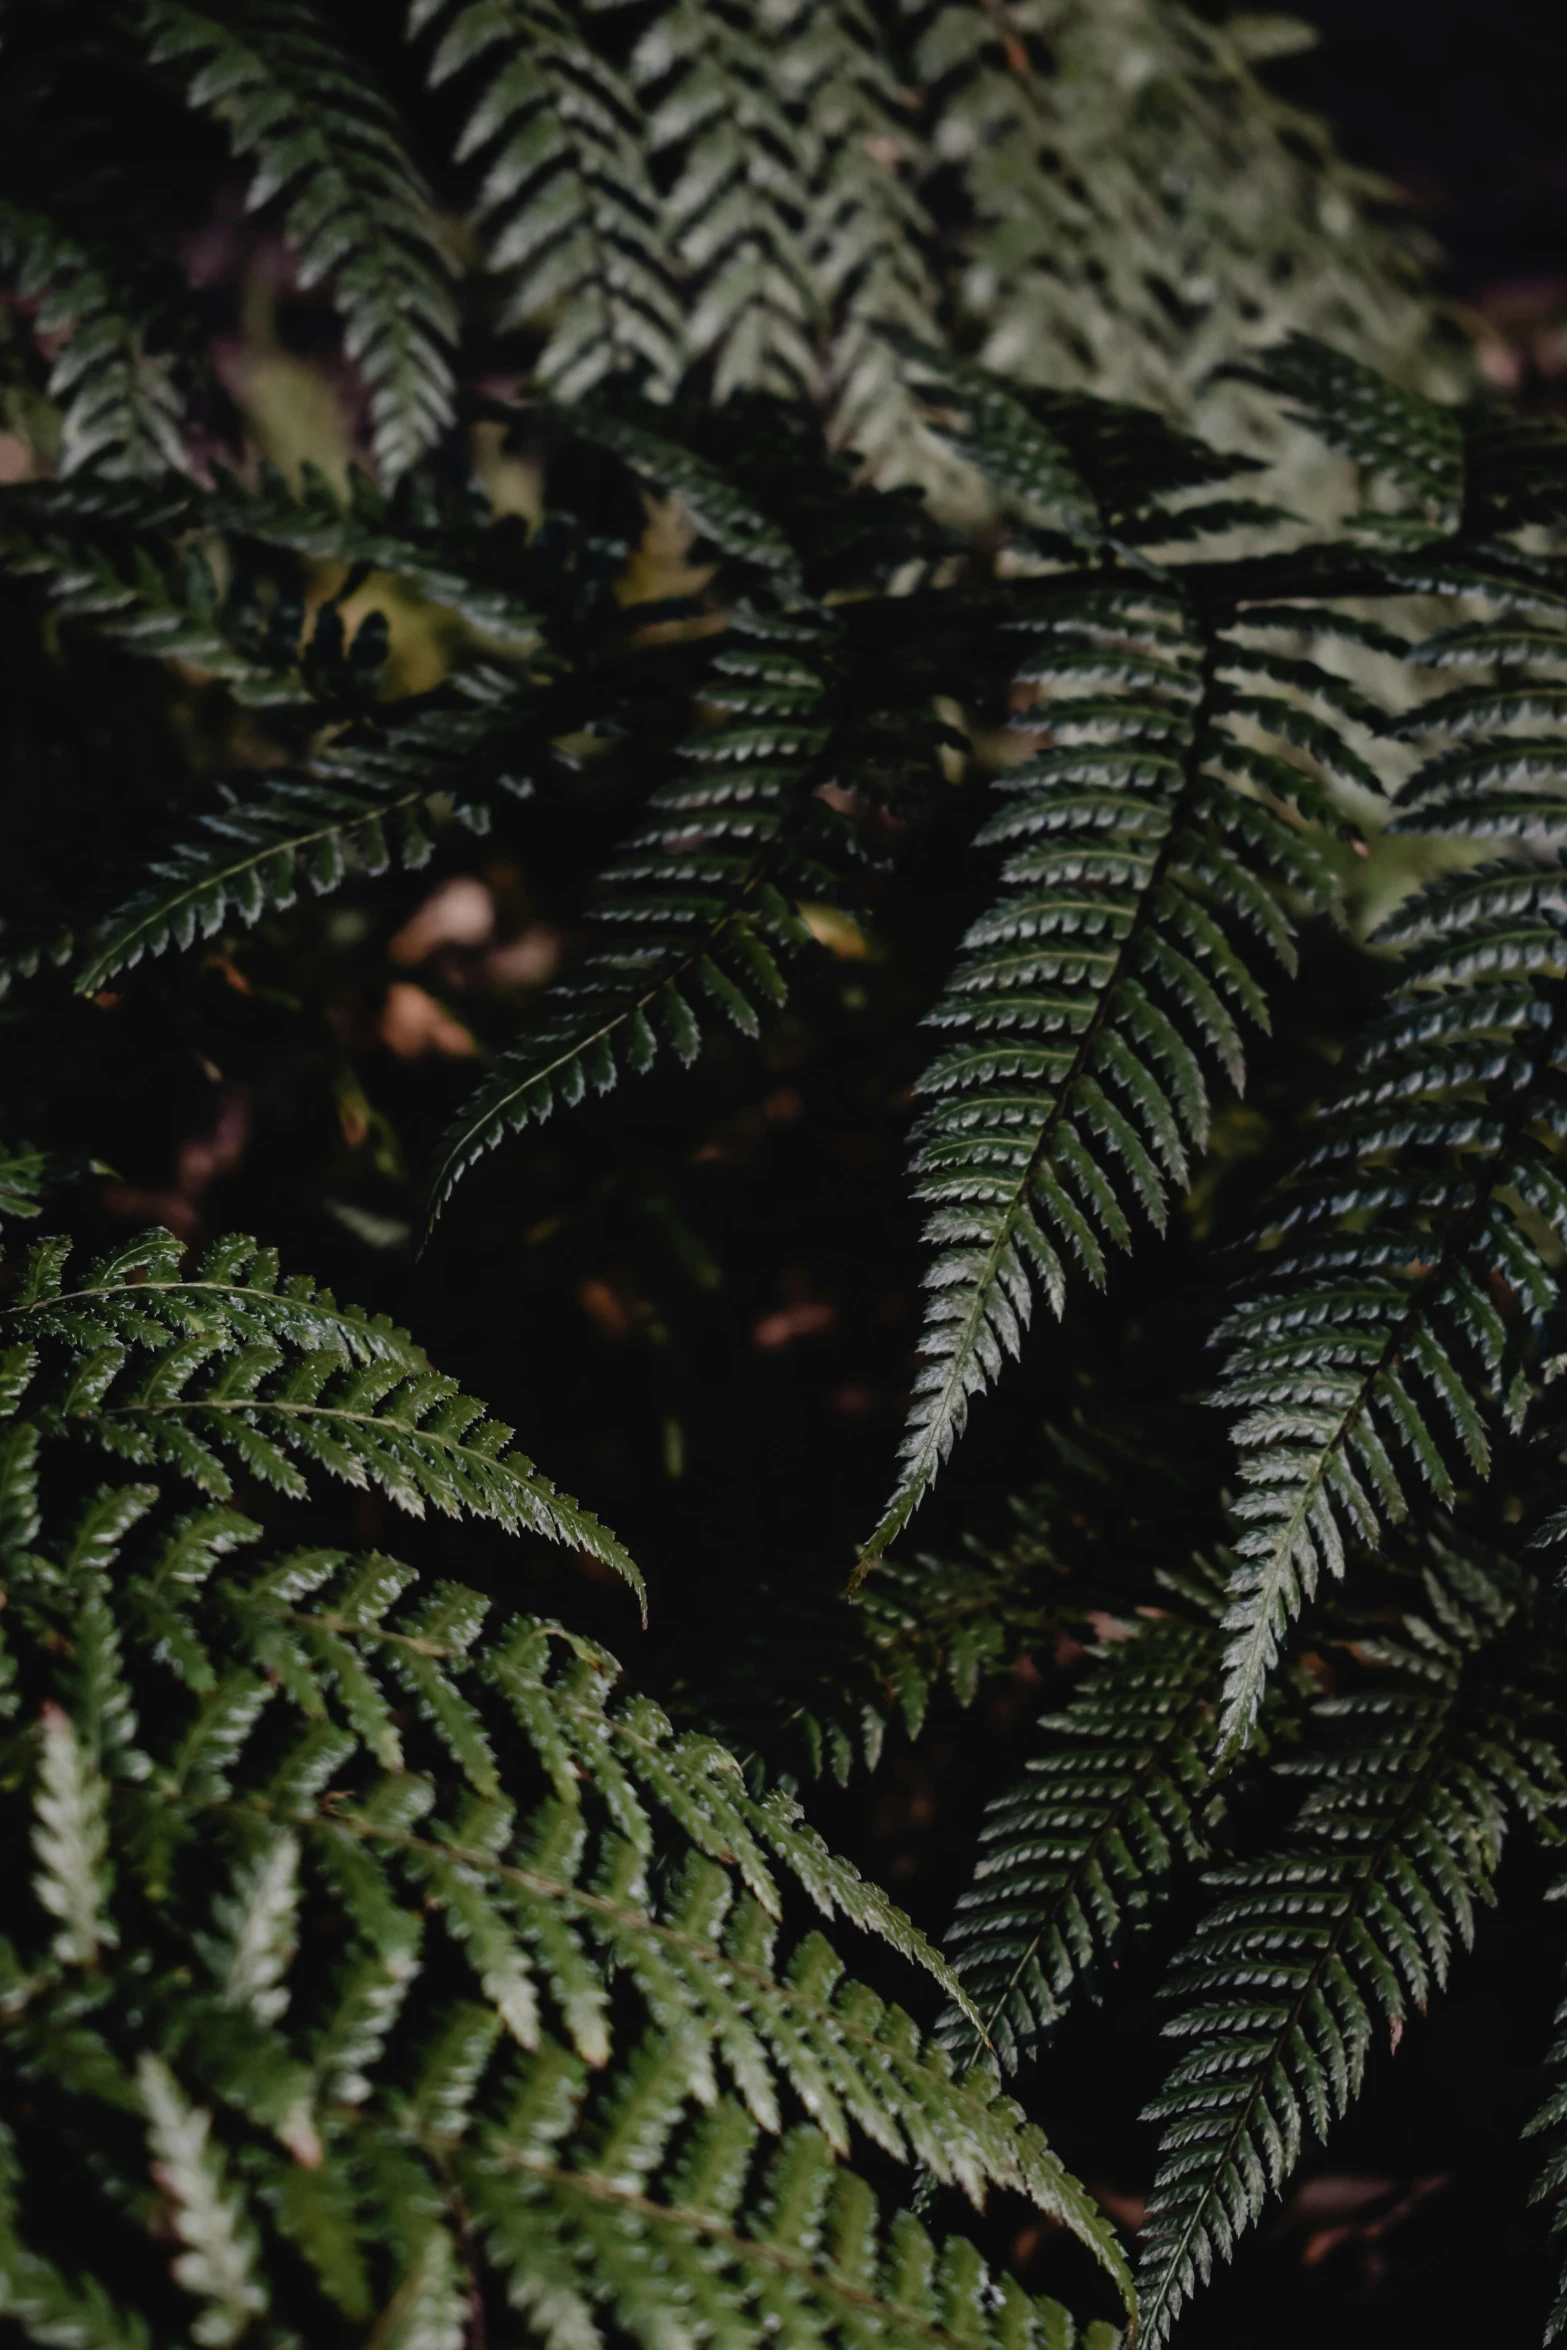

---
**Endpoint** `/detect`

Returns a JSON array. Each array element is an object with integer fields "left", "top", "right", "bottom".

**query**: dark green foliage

[
  {"left": 140, "top": 1, "right": 458, "bottom": 480},
  {"left": 8, "top": 1225, "right": 644, "bottom": 1597},
  {"left": 6, "top": 9, "right": 1567, "bottom": 2343},
  {"left": 1138, "top": 1540, "right": 1564, "bottom": 2344},
  {"left": 941, "top": 1578, "right": 1226, "bottom": 2073},
  {"left": 0, "top": 1227, "right": 1132, "bottom": 2347},
  {"left": 1214, "top": 863, "right": 1567, "bottom": 1754}
]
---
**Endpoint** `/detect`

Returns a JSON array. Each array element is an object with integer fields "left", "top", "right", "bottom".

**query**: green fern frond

[
  {"left": 1224, "top": 332, "right": 1464, "bottom": 532},
  {"left": 625, "top": 0, "right": 821, "bottom": 407},
  {"left": 0, "top": 1390, "right": 1135, "bottom": 2338},
  {"left": 5, "top": 1226, "right": 644, "bottom": 1605},
  {"left": 414, "top": 0, "right": 686, "bottom": 400},
  {"left": 941, "top": 1582, "right": 1225, "bottom": 2073},
  {"left": 0, "top": 479, "right": 306, "bottom": 702},
  {"left": 1137, "top": 1538, "right": 1564, "bottom": 2346},
  {"left": 904, "top": 0, "right": 1441, "bottom": 441},
  {"left": 140, "top": 0, "right": 456, "bottom": 479},
  {"left": 0, "top": 199, "right": 186, "bottom": 478},
  {"left": 1213, "top": 861, "right": 1567, "bottom": 1755},
  {"left": 72, "top": 718, "right": 499, "bottom": 995},
  {"left": 862, "top": 547, "right": 1349, "bottom": 1564},
  {"left": 430, "top": 603, "right": 839, "bottom": 1216}
]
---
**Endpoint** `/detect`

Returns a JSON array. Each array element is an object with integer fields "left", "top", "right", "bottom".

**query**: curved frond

[
  {"left": 941, "top": 1584, "right": 1224, "bottom": 2073},
  {"left": 862, "top": 556, "right": 1346, "bottom": 1564},
  {"left": 1138, "top": 1539, "right": 1563, "bottom": 2345},
  {"left": 0, "top": 1351, "right": 1135, "bottom": 2341},
  {"left": 414, "top": 0, "right": 686, "bottom": 399},
  {"left": 73, "top": 709, "right": 505, "bottom": 993},
  {"left": 1213, "top": 861, "right": 1567, "bottom": 1755},
  {"left": 430, "top": 604, "right": 838, "bottom": 1216},
  {"left": 0, "top": 199, "right": 186, "bottom": 478},
  {"left": 140, "top": 0, "right": 456, "bottom": 478},
  {"left": 5, "top": 1225, "right": 644, "bottom": 1605}
]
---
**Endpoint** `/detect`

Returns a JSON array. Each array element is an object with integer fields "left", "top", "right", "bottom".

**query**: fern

[
  {"left": 1213, "top": 863, "right": 1567, "bottom": 1753},
  {"left": 139, "top": 0, "right": 457, "bottom": 479},
  {"left": 905, "top": 0, "right": 1446, "bottom": 448},
  {"left": 0, "top": 1263, "right": 1135, "bottom": 2342},
  {"left": 429, "top": 599, "right": 843, "bottom": 1214},
  {"left": 1136, "top": 1538, "right": 1565, "bottom": 2345},
  {"left": 0, "top": 200, "right": 186, "bottom": 479},
  {"left": 861, "top": 381, "right": 1354, "bottom": 1562},
  {"left": 413, "top": 0, "right": 686, "bottom": 400},
  {"left": 940, "top": 1575, "right": 1226, "bottom": 2073},
  {"left": 5, "top": 1225, "right": 644, "bottom": 1602},
  {"left": 73, "top": 706, "right": 506, "bottom": 994}
]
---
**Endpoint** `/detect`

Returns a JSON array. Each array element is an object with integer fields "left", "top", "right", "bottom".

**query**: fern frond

[
  {"left": 1224, "top": 332, "right": 1464, "bottom": 533},
  {"left": 430, "top": 603, "right": 838, "bottom": 1216},
  {"left": 5, "top": 1226, "right": 644, "bottom": 1605},
  {"left": 941, "top": 1582, "right": 1225, "bottom": 2073},
  {"left": 905, "top": 0, "right": 1441, "bottom": 438},
  {"left": 863, "top": 548, "right": 1349, "bottom": 1563},
  {"left": 1137, "top": 1538, "right": 1564, "bottom": 2345},
  {"left": 414, "top": 0, "right": 685, "bottom": 400},
  {"left": 626, "top": 0, "right": 822, "bottom": 407},
  {"left": 140, "top": 0, "right": 456, "bottom": 479},
  {"left": 72, "top": 709, "right": 504, "bottom": 993},
  {"left": 0, "top": 479, "right": 305, "bottom": 701},
  {"left": 1213, "top": 860, "right": 1567, "bottom": 1754},
  {"left": 0, "top": 1403, "right": 1135, "bottom": 2336},
  {"left": 0, "top": 199, "right": 186, "bottom": 478}
]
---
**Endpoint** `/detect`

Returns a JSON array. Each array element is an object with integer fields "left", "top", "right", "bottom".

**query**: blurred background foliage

[{"left": 1, "top": 2, "right": 1564, "bottom": 2340}]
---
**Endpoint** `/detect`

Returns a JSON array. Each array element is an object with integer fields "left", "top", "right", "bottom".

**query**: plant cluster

[{"left": 5, "top": 4, "right": 1567, "bottom": 2347}]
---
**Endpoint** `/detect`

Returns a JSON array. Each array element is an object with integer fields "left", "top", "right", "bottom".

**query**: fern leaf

[
  {"left": 0, "top": 1397, "right": 1135, "bottom": 2335},
  {"left": 626, "top": 0, "right": 820, "bottom": 406},
  {"left": 862, "top": 563, "right": 1344, "bottom": 1564},
  {"left": 137, "top": 2053, "right": 269, "bottom": 2346},
  {"left": 140, "top": 0, "right": 456, "bottom": 478},
  {"left": 32, "top": 1700, "right": 116, "bottom": 1969},
  {"left": 905, "top": 1, "right": 1440, "bottom": 445},
  {"left": 414, "top": 0, "right": 685, "bottom": 400},
  {"left": 1213, "top": 862, "right": 1567, "bottom": 1754},
  {"left": 1224, "top": 334, "right": 1464, "bottom": 532},
  {"left": 7, "top": 1229, "right": 645, "bottom": 1610},
  {"left": 429, "top": 605, "right": 835, "bottom": 1216},
  {"left": 0, "top": 480, "right": 305, "bottom": 702},
  {"left": 73, "top": 686, "right": 538, "bottom": 992},
  {"left": 0, "top": 199, "right": 185, "bottom": 478},
  {"left": 942, "top": 1590, "right": 1223, "bottom": 2072},
  {"left": 1137, "top": 1539, "right": 1562, "bottom": 2345}
]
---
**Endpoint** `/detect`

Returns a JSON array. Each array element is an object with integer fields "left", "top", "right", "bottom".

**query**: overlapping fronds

[
  {"left": 414, "top": 0, "right": 685, "bottom": 400},
  {"left": 1213, "top": 862, "right": 1567, "bottom": 1754},
  {"left": 0, "top": 1301, "right": 1133, "bottom": 2346},
  {"left": 4, "top": 1225, "right": 643, "bottom": 1600},
  {"left": 430, "top": 602, "right": 843, "bottom": 1216},
  {"left": 1137, "top": 1540, "right": 1564, "bottom": 2345},
  {"left": 0, "top": 200, "right": 185, "bottom": 478},
  {"left": 861, "top": 386, "right": 1362, "bottom": 1560},
  {"left": 140, "top": 0, "right": 456, "bottom": 478},
  {"left": 941, "top": 1578, "right": 1225, "bottom": 2073}
]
